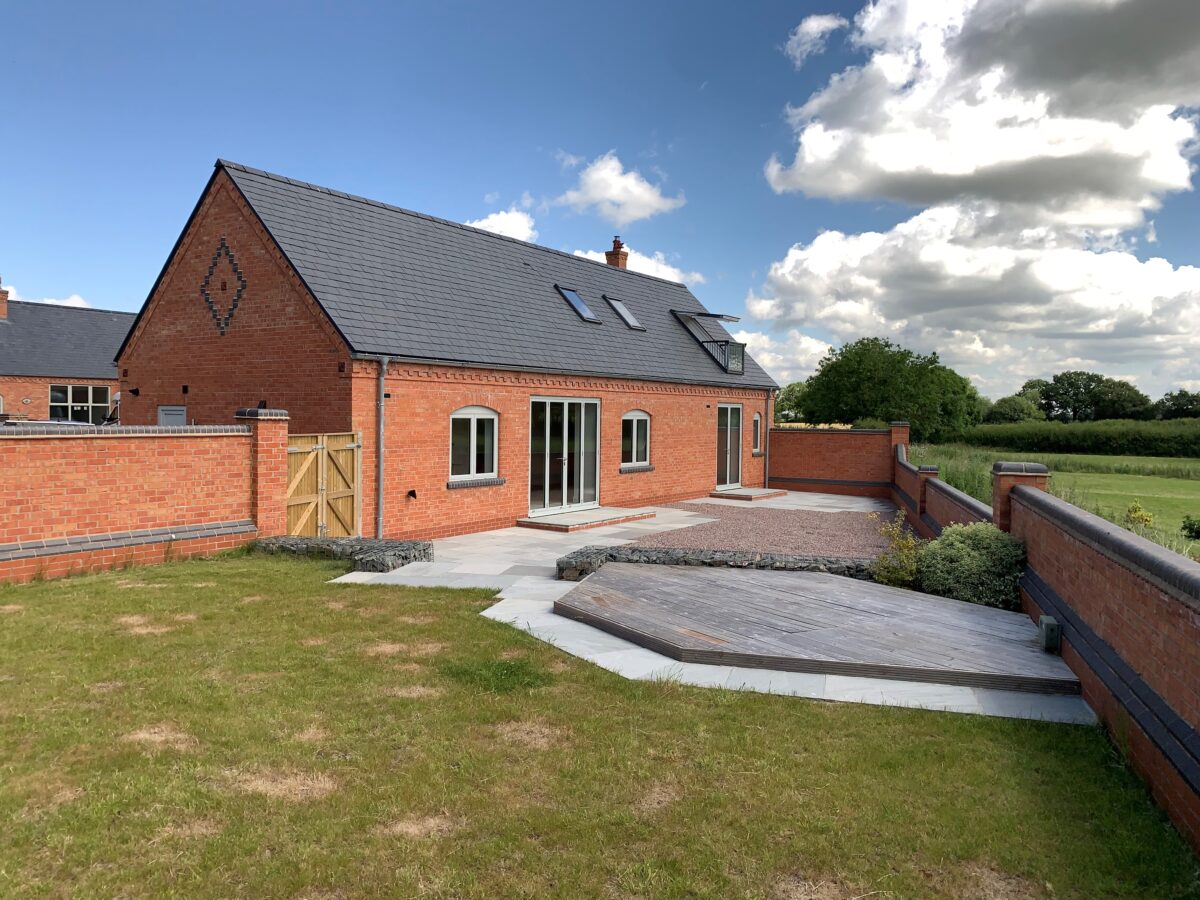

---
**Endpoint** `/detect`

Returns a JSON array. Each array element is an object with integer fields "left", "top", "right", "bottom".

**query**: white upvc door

[
  {"left": 716, "top": 403, "right": 742, "bottom": 490},
  {"left": 529, "top": 398, "right": 600, "bottom": 515}
]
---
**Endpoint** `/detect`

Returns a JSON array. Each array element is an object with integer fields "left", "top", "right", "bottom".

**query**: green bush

[
  {"left": 962, "top": 418, "right": 1200, "bottom": 457},
  {"left": 868, "top": 511, "right": 924, "bottom": 589},
  {"left": 1182, "top": 515, "right": 1200, "bottom": 541},
  {"left": 851, "top": 417, "right": 890, "bottom": 430},
  {"left": 917, "top": 523, "right": 1026, "bottom": 610},
  {"left": 1124, "top": 499, "right": 1154, "bottom": 529}
]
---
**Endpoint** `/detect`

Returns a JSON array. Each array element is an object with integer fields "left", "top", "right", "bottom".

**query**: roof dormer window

[{"left": 556, "top": 286, "right": 601, "bottom": 324}]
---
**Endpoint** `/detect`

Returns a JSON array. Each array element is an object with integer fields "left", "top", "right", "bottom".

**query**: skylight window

[
  {"left": 556, "top": 286, "right": 601, "bottom": 323},
  {"left": 604, "top": 295, "right": 644, "bottom": 330}
]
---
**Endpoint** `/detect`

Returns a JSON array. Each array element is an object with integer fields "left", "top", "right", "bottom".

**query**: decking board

[{"left": 554, "top": 564, "right": 1080, "bottom": 694}]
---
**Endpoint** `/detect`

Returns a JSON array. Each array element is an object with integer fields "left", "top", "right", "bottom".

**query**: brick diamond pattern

[{"left": 199, "top": 237, "right": 247, "bottom": 335}]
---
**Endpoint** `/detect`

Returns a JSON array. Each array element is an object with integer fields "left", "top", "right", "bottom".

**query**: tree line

[{"left": 775, "top": 337, "right": 1200, "bottom": 442}]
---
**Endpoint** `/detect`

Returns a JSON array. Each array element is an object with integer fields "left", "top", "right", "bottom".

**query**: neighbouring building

[
  {"left": 0, "top": 282, "right": 134, "bottom": 423},
  {"left": 117, "top": 160, "right": 777, "bottom": 539}
]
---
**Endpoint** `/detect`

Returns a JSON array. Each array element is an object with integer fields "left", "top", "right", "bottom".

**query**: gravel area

[{"left": 633, "top": 503, "right": 892, "bottom": 559}]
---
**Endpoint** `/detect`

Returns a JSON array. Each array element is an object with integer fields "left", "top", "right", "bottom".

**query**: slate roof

[
  {"left": 216, "top": 161, "right": 777, "bottom": 390},
  {"left": 0, "top": 300, "right": 135, "bottom": 379}
]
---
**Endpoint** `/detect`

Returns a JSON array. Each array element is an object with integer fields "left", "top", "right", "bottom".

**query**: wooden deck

[{"left": 554, "top": 563, "right": 1080, "bottom": 694}]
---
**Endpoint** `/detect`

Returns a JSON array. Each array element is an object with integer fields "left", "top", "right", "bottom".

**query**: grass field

[
  {"left": 911, "top": 443, "right": 1200, "bottom": 557},
  {"left": 2, "top": 554, "right": 1199, "bottom": 898}
]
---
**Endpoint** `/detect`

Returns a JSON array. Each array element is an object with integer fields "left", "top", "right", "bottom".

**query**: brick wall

[
  {"left": 1009, "top": 486, "right": 1200, "bottom": 851},
  {"left": 924, "top": 478, "right": 991, "bottom": 534},
  {"left": 767, "top": 424, "right": 908, "bottom": 498},
  {"left": 118, "top": 171, "right": 352, "bottom": 434},
  {"left": 0, "top": 412, "right": 288, "bottom": 584},
  {"left": 0, "top": 375, "right": 119, "bottom": 421},
  {"left": 351, "top": 360, "right": 771, "bottom": 540}
]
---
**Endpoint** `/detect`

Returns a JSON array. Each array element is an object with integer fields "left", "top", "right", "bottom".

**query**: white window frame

[
  {"left": 620, "top": 410, "right": 651, "bottom": 467},
  {"left": 449, "top": 405, "right": 499, "bottom": 481},
  {"left": 50, "top": 384, "right": 110, "bottom": 424},
  {"left": 752, "top": 412, "right": 762, "bottom": 453}
]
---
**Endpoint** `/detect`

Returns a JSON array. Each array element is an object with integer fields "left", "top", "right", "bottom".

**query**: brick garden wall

[
  {"left": 352, "top": 360, "right": 771, "bottom": 540},
  {"left": 767, "top": 424, "right": 908, "bottom": 498},
  {"left": 1008, "top": 486, "right": 1200, "bottom": 852},
  {"left": 0, "top": 411, "right": 288, "bottom": 584},
  {"left": 0, "top": 375, "right": 119, "bottom": 422},
  {"left": 118, "top": 171, "right": 353, "bottom": 434}
]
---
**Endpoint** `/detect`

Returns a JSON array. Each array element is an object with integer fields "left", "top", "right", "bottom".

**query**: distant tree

[
  {"left": 1155, "top": 389, "right": 1200, "bottom": 420},
  {"left": 1018, "top": 378, "right": 1050, "bottom": 406},
  {"left": 775, "top": 381, "right": 806, "bottom": 423},
  {"left": 1040, "top": 371, "right": 1106, "bottom": 422},
  {"left": 986, "top": 395, "right": 1045, "bottom": 423},
  {"left": 1093, "top": 378, "right": 1154, "bottom": 420},
  {"left": 798, "top": 337, "right": 980, "bottom": 441}
]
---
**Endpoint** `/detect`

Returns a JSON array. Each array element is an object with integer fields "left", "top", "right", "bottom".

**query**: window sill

[
  {"left": 446, "top": 476, "right": 506, "bottom": 490},
  {"left": 619, "top": 464, "right": 655, "bottom": 474},
  {"left": 751, "top": 451, "right": 765, "bottom": 458}
]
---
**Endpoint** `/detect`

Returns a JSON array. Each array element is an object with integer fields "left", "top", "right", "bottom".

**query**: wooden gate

[{"left": 286, "top": 432, "right": 362, "bottom": 537}]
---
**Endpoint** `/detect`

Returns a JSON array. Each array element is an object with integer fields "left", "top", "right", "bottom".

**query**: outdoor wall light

[
  {"left": 128, "top": 388, "right": 140, "bottom": 397},
  {"left": 407, "top": 489, "right": 417, "bottom": 499}
]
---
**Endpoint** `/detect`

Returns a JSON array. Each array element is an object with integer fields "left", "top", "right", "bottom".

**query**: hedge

[{"left": 961, "top": 418, "right": 1200, "bottom": 457}]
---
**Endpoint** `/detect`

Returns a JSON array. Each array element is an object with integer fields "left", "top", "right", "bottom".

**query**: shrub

[
  {"left": 868, "top": 511, "right": 924, "bottom": 589},
  {"left": 961, "top": 418, "right": 1200, "bottom": 457},
  {"left": 1181, "top": 515, "right": 1200, "bottom": 541},
  {"left": 917, "top": 523, "right": 1026, "bottom": 610},
  {"left": 851, "top": 417, "right": 890, "bottom": 430},
  {"left": 1123, "top": 499, "right": 1154, "bottom": 530}
]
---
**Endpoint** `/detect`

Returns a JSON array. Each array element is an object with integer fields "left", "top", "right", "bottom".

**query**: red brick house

[
  {"left": 0, "top": 283, "right": 134, "bottom": 423},
  {"left": 117, "top": 161, "right": 777, "bottom": 539}
]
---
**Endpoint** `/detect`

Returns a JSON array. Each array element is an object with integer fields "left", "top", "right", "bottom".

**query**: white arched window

[
  {"left": 450, "top": 406, "right": 498, "bottom": 480},
  {"left": 752, "top": 412, "right": 762, "bottom": 453},
  {"left": 621, "top": 410, "right": 651, "bottom": 467}
]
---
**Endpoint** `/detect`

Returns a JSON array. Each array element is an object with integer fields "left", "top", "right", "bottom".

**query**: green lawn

[
  {"left": 911, "top": 443, "right": 1200, "bottom": 556},
  {"left": 2, "top": 554, "right": 1198, "bottom": 898}
]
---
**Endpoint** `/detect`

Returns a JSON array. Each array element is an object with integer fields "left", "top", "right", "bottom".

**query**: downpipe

[{"left": 374, "top": 355, "right": 390, "bottom": 538}]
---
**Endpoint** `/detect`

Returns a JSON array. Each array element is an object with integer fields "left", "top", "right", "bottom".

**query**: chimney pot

[{"left": 604, "top": 236, "right": 629, "bottom": 269}]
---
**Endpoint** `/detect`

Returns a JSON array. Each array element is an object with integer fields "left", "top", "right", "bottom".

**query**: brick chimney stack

[
  {"left": 604, "top": 236, "right": 629, "bottom": 269},
  {"left": 0, "top": 277, "right": 8, "bottom": 320}
]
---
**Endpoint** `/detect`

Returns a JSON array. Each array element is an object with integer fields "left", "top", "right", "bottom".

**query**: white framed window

[
  {"left": 621, "top": 410, "right": 650, "bottom": 466},
  {"left": 50, "top": 384, "right": 110, "bottom": 424},
  {"left": 450, "top": 406, "right": 498, "bottom": 480},
  {"left": 752, "top": 413, "right": 762, "bottom": 452}
]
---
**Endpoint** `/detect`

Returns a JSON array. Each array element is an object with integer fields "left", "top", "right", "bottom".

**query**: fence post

[
  {"left": 991, "top": 461, "right": 1050, "bottom": 531},
  {"left": 236, "top": 408, "right": 290, "bottom": 538}
]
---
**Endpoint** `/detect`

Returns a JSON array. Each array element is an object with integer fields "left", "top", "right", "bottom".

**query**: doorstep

[
  {"left": 707, "top": 487, "right": 788, "bottom": 501},
  {"left": 516, "top": 507, "right": 657, "bottom": 532}
]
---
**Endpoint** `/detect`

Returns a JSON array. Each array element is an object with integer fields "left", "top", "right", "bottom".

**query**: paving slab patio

[{"left": 333, "top": 492, "right": 1096, "bottom": 724}]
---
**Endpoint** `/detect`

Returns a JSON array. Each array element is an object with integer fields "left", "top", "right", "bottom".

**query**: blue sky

[{"left": 3, "top": 1, "right": 1199, "bottom": 398}]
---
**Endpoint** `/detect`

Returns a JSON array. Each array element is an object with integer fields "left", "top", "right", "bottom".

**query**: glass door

[
  {"left": 529, "top": 399, "right": 600, "bottom": 514},
  {"left": 716, "top": 403, "right": 742, "bottom": 490}
]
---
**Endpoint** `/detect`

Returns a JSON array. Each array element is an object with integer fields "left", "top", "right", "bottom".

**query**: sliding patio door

[
  {"left": 529, "top": 399, "right": 599, "bottom": 514},
  {"left": 716, "top": 404, "right": 742, "bottom": 490}
]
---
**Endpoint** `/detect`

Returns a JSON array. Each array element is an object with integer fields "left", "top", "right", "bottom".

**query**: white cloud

[
  {"left": 519, "top": 190, "right": 534, "bottom": 210},
  {"left": 573, "top": 245, "right": 705, "bottom": 284},
  {"left": 555, "top": 149, "right": 584, "bottom": 170},
  {"left": 3, "top": 284, "right": 91, "bottom": 308},
  {"left": 483, "top": 191, "right": 500, "bottom": 204},
  {"left": 556, "top": 152, "right": 686, "bottom": 227},
  {"left": 784, "top": 14, "right": 848, "bottom": 68},
  {"left": 753, "top": 0, "right": 1200, "bottom": 397},
  {"left": 464, "top": 207, "right": 538, "bottom": 242},
  {"left": 733, "top": 329, "right": 833, "bottom": 384}
]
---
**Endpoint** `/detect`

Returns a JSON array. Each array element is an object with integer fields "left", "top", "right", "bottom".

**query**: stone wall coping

[
  {"left": 0, "top": 424, "right": 250, "bottom": 438},
  {"left": 235, "top": 408, "right": 290, "bottom": 419},
  {"left": 993, "top": 461, "right": 1050, "bottom": 475},
  {"left": 1012, "top": 485, "right": 1200, "bottom": 611},
  {"left": 927, "top": 478, "right": 993, "bottom": 521},
  {"left": 771, "top": 427, "right": 889, "bottom": 435},
  {"left": 0, "top": 520, "right": 256, "bottom": 561}
]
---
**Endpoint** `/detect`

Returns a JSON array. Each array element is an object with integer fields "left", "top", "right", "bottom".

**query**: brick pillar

[
  {"left": 889, "top": 421, "right": 910, "bottom": 455},
  {"left": 237, "top": 408, "right": 289, "bottom": 538},
  {"left": 991, "top": 461, "right": 1050, "bottom": 531},
  {"left": 916, "top": 465, "right": 938, "bottom": 515}
]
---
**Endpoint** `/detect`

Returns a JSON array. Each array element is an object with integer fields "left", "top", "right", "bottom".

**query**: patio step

[
  {"left": 516, "top": 508, "right": 656, "bottom": 533},
  {"left": 708, "top": 487, "right": 787, "bottom": 501}
]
